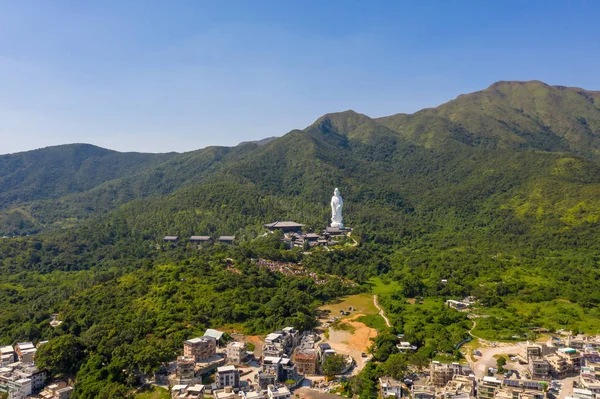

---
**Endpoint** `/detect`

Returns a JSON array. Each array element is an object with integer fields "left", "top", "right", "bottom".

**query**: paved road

[{"left": 373, "top": 295, "right": 391, "bottom": 328}]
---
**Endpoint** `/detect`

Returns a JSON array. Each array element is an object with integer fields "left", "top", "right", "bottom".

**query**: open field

[
  {"left": 134, "top": 386, "right": 170, "bottom": 399},
  {"left": 319, "top": 294, "right": 380, "bottom": 374},
  {"left": 320, "top": 293, "right": 378, "bottom": 318},
  {"left": 369, "top": 277, "right": 401, "bottom": 295}
]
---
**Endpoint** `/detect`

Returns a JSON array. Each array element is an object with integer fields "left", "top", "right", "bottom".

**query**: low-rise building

[
  {"left": 261, "top": 357, "right": 298, "bottom": 383},
  {"left": 0, "top": 347, "right": 15, "bottom": 367},
  {"left": 14, "top": 343, "right": 35, "bottom": 363},
  {"left": 430, "top": 362, "right": 472, "bottom": 387},
  {"left": 477, "top": 376, "right": 502, "bottom": 399},
  {"left": 379, "top": 377, "right": 403, "bottom": 398},
  {"left": 294, "top": 349, "right": 317, "bottom": 375},
  {"left": 528, "top": 356, "right": 549, "bottom": 379},
  {"left": 226, "top": 342, "right": 247, "bottom": 365},
  {"left": 171, "top": 384, "right": 205, "bottom": 399},
  {"left": 216, "top": 365, "right": 240, "bottom": 389},
  {"left": 177, "top": 356, "right": 196, "bottom": 382}
]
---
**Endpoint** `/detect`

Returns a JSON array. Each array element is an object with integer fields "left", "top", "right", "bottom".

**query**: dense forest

[{"left": 1, "top": 81, "right": 600, "bottom": 397}]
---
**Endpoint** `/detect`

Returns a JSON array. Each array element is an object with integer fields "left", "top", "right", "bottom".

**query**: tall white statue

[{"left": 330, "top": 187, "right": 344, "bottom": 228}]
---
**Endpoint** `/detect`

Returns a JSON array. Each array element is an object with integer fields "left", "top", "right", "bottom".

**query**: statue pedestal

[{"left": 330, "top": 222, "right": 344, "bottom": 229}]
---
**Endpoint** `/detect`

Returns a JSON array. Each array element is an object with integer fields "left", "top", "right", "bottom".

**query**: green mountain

[{"left": 1, "top": 81, "right": 600, "bottom": 398}]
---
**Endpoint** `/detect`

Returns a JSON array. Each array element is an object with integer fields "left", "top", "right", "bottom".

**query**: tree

[
  {"left": 496, "top": 356, "right": 507, "bottom": 372},
  {"left": 382, "top": 353, "right": 408, "bottom": 380},
  {"left": 409, "top": 351, "right": 430, "bottom": 371},
  {"left": 321, "top": 354, "right": 346, "bottom": 377},
  {"left": 35, "top": 334, "right": 84, "bottom": 377}
]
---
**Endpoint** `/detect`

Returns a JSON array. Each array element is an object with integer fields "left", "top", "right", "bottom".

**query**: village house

[
  {"left": 430, "top": 362, "right": 472, "bottom": 387},
  {"left": 39, "top": 381, "right": 74, "bottom": 399},
  {"left": 184, "top": 337, "right": 217, "bottom": 362},
  {"left": 317, "top": 343, "right": 336, "bottom": 363},
  {"left": 176, "top": 356, "right": 197, "bottom": 383},
  {"left": 15, "top": 343, "right": 36, "bottom": 363},
  {"left": 478, "top": 376, "right": 503, "bottom": 399},
  {"left": 172, "top": 384, "right": 205, "bottom": 399},
  {"left": 0, "top": 346, "right": 15, "bottom": 367},
  {"left": 163, "top": 236, "right": 179, "bottom": 243},
  {"left": 226, "top": 341, "right": 247, "bottom": 365},
  {"left": 293, "top": 349, "right": 317, "bottom": 375},
  {"left": 527, "top": 356, "right": 550, "bottom": 379},
  {"left": 379, "top": 377, "right": 404, "bottom": 398},
  {"left": 261, "top": 357, "right": 298, "bottom": 383},
  {"left": 216, "top": 365, "right": 240, "bottom": 389}
]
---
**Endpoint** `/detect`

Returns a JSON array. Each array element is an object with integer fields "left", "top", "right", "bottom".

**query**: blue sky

[{"left": 1, "top": 1, "right": 599, "bottom": 154}]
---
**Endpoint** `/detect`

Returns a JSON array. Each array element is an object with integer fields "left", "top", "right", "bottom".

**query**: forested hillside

[{"left": 1, "top": 80, "right": 600, "bottom": 398}]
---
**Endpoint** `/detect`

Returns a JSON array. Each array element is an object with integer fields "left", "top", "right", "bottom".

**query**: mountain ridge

[{"left": 1, "top": 80, "right": 599, "bottom": 237}]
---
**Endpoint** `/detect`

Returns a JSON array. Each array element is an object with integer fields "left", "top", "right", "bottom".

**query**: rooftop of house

[
  {"left": 204, "top": 329, "right": 224, "bottom": 340},
  {"left": 0, "top": 346, "right": 13, "bottom": 353},
  {"left": 218, "top": 236, "right": 235, "bottom": 241},
  {"left": 264, "top": 221, "right": 304, "bottom": 228},
  {"left": 217, "top": 365, "right": 237, "bottom": 373},
  {"left": 265, "top": 333, "right": 283, "bottom": 342},
  {"left": 228, "top": 341, "right": 246, "bottom": 348},
  {"left": 164, "top": 236, "right": 179, "bottom": 240},
  {"left": 186, "top": 336, "right": 216, "bottom": 344},
  {"left": 16, "top": 342, "right": 34, "bottom": 350},
  {"left": 190, "top": 236, "right": 211, "bottom": 241}
]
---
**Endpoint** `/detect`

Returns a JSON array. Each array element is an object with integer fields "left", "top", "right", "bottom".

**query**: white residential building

[{"left": 226, "top": 341, "right": 247, "bottom": 365}]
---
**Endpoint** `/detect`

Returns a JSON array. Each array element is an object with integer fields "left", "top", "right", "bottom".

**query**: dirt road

[{"left": 373, "top": 295, "right": 391, "bottom": 328}]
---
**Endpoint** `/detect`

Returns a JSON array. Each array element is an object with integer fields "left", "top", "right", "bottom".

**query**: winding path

[{"left": 373, "top": 295, "right": 391, "bottom": 328}]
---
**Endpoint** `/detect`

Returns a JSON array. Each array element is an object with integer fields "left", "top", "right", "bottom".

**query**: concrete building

[
  {"left": 379, "top": 377, "right": 403, "bottom": 398},
  {"left": 261, "top": 357, "right": 298, "bottom": 383},
  {"left": 317, "top": 343, "right": 336, "bottom": 363},
  {"left": 478, "top": 376, "right": 502, "bottom": 399},
  {"left": 226, "top": 341, "right": 247, "bottom": 365},
  {"left": 546, "top": 353, "right": 569, "bottom": 378},
  {"left": 527, "top": 357, "right": 549, "bottom": 380},
  {"left": 255, "top": 372, "right": 277, "bottom": 390},
  {"left": 184, "top": 337, "right": 217, "bottom": 362},
  {"left": 430, "top": 362, "right": 472, "bottom": 387},
  {"left": 0, "top": 347, "right": 15, "bottom": 367},
  {"left": 39, "top": 381, "right": 74, "bottom": 399},
  {"left": 216, "top": 365, "right": 240, "bottom": 389},
  {"left": 171, "top": 384, "right": 205, "bottom": 399},
  {"left": 7, "top": 377, "right": 32, "bottom": 399},
  {"left": 294, "top": 349, "right": 317, "bottom": 375},
  {"left": 177, "top": 356, "right": 196, "bottom": 382},
  {"left": 14, "top": 343, "right": 35, "bottom": 363}
]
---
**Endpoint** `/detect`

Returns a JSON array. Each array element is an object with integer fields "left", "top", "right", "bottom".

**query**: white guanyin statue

[{"left": 330, "top": 187, "right": 344, "bottom": 228}]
